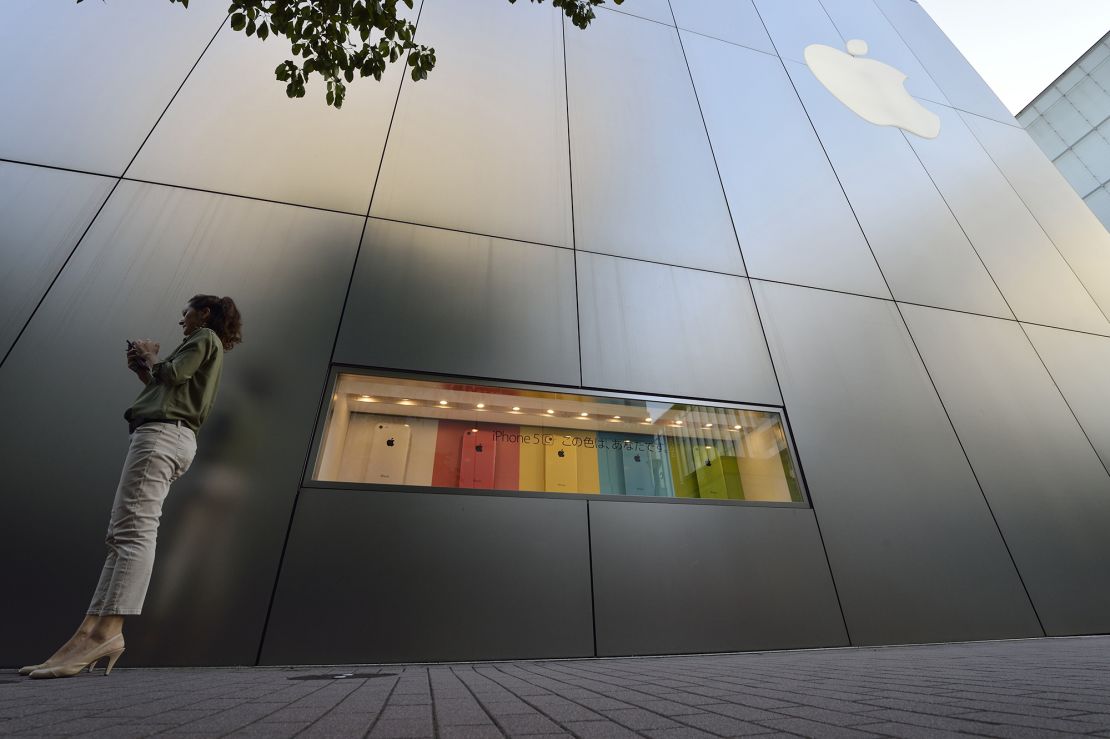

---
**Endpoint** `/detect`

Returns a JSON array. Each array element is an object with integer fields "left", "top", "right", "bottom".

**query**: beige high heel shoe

[{"left": 29, "top": 634, "right": 125, "bottom": 679}]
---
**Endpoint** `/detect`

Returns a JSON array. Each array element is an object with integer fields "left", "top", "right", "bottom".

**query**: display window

[{"left": 311, "top": 372, "right": 805, "bottom": 504}]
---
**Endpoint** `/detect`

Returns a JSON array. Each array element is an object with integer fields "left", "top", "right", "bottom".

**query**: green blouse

[{"left": 124, "top": 327, "right": 224, "bottom": 435}]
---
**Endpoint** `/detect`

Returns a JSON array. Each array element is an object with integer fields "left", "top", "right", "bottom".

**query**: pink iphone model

[{"left": 459, "top": 429, "right": 497, "bottom": 489}]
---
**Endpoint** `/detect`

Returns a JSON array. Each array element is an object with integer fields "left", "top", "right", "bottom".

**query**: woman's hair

[{"left": 189, "top": 294, "right": 243, "bottom": 351}]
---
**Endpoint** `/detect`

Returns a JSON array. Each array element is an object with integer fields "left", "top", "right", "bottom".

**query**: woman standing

[{"left": 21, "top": 294, "right": 242, "bottom": 679}]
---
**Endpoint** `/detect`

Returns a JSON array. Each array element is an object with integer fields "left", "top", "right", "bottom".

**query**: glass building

[
  {"left": 1018, "top": 31, "right": 1110, "bottom": 229},
  {"left": 3, "top": 0, "right": 1110, "bottom": 668}
]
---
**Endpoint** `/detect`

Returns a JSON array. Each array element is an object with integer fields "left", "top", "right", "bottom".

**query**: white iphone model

[{"left": 366, "top": 422, "right": 412, "bottom": 483}]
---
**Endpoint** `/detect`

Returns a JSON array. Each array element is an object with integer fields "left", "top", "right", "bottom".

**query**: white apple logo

[{"left": 804, "top": 39, "right": 940, "bottom": 139}]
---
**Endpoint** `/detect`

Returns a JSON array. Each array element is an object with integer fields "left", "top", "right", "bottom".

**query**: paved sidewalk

[{"left": 3, "top": 637, "right": 1110, "bottom": 738}]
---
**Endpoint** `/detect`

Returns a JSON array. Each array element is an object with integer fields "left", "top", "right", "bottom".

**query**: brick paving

[{"left": 3, "top": 636, "right": 1110, "bottom": 738}]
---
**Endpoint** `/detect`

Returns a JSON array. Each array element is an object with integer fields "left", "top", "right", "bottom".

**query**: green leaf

[{"left": 165, "top": 0, "right": 609, "bottom": 108}]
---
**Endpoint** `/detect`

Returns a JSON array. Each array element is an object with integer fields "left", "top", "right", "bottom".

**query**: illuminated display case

[{"left": 312, "top": 371, "right": 805, "bottom": 504}]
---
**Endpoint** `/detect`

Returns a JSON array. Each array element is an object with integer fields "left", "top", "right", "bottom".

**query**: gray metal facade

[
  {"left": 1018, "top": 31, "right": 1110, "bottom": 230},
  {"left": 2, "top": 0, "right": 1109, "bottom": 668}
]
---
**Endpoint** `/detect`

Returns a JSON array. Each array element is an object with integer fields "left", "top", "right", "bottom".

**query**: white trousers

[{"left": 87, "top": 423, "right": 197, "bottom": 616}]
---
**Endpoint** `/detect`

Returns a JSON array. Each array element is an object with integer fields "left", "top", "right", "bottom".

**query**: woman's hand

[
  {"left": 126, "top": 339, "right": 159, "bottom": 384},
  {"left": 130, "top": 339, "right": 161, "bottom": 369}
]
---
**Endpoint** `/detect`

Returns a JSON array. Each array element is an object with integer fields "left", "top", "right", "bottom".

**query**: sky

[{"left": 916, "top": 0, "right": 1110, "bottom": 113}]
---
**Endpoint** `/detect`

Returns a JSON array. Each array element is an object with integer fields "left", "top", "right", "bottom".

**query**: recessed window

[{"left": 312, "top": 372, "right": 804, "bottom": 503}]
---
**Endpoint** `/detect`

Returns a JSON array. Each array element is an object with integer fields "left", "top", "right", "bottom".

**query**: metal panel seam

[
  {"left": 253, "top": 0, "right": 428, "bottom": 666},
  {"left": 749, "top": 0, "right": 1043, "bottom": 644},
  {"left": 1016, "top": 322, "right": 1110, "bottom": 483},
  {"left": 895, "top": 305, "right": 1048, "bottom": 636},
  {"left": 960, "top": 114, "right": 1110, "bottom": 328},
  {"left": 561, "top": 17, "right": 585, "bottom": 388},
  {"left": 871, "top": 0, "right": 1022, "bottom": 129},
  {"left": 0, "top": 12, "right": 230, "bottom": 373},
  {"left": 679, "top": 0, "right": 852, "bottom": 645}
]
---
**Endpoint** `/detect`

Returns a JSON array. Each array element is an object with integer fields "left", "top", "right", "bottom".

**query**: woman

[{"left": 21, "top": 295, "right": 243, "bottom": 679}]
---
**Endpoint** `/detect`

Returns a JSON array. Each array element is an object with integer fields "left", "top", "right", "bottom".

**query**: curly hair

[{"left": 189, "top": 295, "right": 243, "bottom": 351}]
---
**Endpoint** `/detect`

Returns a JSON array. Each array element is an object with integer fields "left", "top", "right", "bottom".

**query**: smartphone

[
  {"left": 694, "top": 446, "right": 728, "bottom": 499},
  {"left": 597, "top": 432, "right": 626, "bottom": 495},
  {"left": 126, "top": 340, "right": 150, "bottom": 372},
  {"left": 459, "top": 429, "right": 497, "bottom": 489},
  {"left": 366, "top": 422, "right": 411, "bottom": 483},
  {"left": 544, "top": 438, "right": 579, "bottom": 493},
  {"left": 621, "top": 443, "right": 656, "bottom": 496}
]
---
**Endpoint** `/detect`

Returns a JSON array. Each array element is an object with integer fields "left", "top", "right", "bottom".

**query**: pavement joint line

[
  {"left": 427, "top": 663, "right": 443, "bottom": 739},
  {"left": 489, "top": 661, "right": 627, "bottom": 737},
  {"left": 452, "top": 665, "right": 524, "bottom": 738},
  {"left": 506, "top": 661, "right": 728, "bottom": 736},
  {"left": 450, "top": 664, "right": 512, "bottom": 736}
]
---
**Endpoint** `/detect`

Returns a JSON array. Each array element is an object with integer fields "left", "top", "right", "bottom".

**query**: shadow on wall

[
  {"left": 127, "top": 366, "right": 276, "bottom": 664},
  {"left": 0, "top": 182, "right": 363, "bottom": 668}
]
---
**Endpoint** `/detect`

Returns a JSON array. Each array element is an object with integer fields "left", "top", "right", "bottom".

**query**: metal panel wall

[
  {"left": 370, "top": 0, "right": 572, "bottom": 247},
  {"left": 0, "top": 0, "right": 227, "bottom": 175},
  {"left": 565, "top": 9, "right": 742, "bottom": 275},
  {"left": 908, "top": 103, "right": 1110, "bottom": 335},
  {"left": 752, "top": 0, "right": 843, "bottom": 64},
  {"left": 752, "top": 282, "right": 1042, "bottom": 645},
  {"left": 683, "top": 34, "right": 890, "bottom": 299},
  {"left": 874, "top": 0, "right": 1014, "bottom": 124},
  {"left": 128, "top": 17, "right": 412, "bottom": 215},
  {"left": 1024, "top": 325, "right": 1110, "bottom": 473},
  {"left": 0, "top": 162, "right": 114, "bottom": 359},
  {"left": 962, "top": 112, "right": 1110, "bottom": 320},
  {"left": 785, "top": 63, "right": 1012, "bottom": 319},
  {"left": 334, "top": 219, "right": 580, "bottom": 386},
  {"left": 605, "top": 0, "right": 674, "bottom": 27},
  {"left": 901, "top": 305, "right": 1110, "bottom": 636},
  {"left": 817, "top": 0, "right": 948, "bottom": 104},
  {"left": 590, "top": 501, "right": 848, "bottom": 656},
  {"left": 669, "top": 0, "right": 774, "bottom": 54},
  {"left": 0, "top": 182, "right": 362, "bottom": 667},
  {"left": 577, "top": 253, "right": 780, "bottom": 404},
  {"left": 261, "top": 490, "right": 594, "bottom": 664}
]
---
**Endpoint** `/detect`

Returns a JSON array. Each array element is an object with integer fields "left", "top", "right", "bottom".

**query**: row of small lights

[{"left": 356, "top": 395, "right": 744, "bottom": 430}]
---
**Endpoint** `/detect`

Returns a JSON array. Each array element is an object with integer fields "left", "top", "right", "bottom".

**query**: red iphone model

[{"left": 459, "top": 429, "right": 497, "bottom": 489}]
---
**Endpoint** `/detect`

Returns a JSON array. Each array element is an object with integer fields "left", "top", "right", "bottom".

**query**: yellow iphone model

[{"left": 544, "top": 436, "right": 579, "bottom": 493}]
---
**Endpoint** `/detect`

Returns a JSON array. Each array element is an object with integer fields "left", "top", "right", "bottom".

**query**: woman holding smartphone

[{"left": 21, "top": 294, "right": 242, "bottom": 679}]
